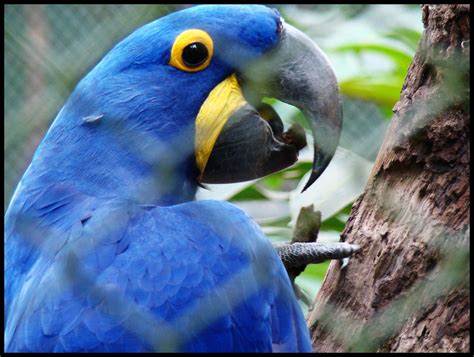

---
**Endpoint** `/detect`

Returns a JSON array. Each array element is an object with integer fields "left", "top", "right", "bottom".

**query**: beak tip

[{"left": 301, "top": 169, "right": 319, "bottom": 192}]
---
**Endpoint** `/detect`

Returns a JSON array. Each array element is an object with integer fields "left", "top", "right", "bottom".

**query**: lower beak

[{"left": 196, "top": 23, "right": 342, "bottom": 190}]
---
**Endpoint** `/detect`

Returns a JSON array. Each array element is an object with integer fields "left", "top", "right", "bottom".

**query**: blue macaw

[{"left": 4, "top": 5, "right": 343, "bottom": 352}]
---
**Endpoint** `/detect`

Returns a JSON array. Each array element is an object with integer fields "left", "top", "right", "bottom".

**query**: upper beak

[{"left": 196, "top": 23, "right": 342, "bottom": 191}]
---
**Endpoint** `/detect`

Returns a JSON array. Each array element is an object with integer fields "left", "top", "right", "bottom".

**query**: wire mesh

[
  {"left": 4, "top": 5, "right": 185, "bottom": 210},
  {"left": 4, "top": 4, "right": 390, "bottom": 212},
  {"left": 5, "top": 4, "right": 466, "bottom": 353}
]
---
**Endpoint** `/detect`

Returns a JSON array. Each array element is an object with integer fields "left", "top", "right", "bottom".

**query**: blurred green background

[{"left": 4, "top": 4, "right": 423, "bottom": 310}]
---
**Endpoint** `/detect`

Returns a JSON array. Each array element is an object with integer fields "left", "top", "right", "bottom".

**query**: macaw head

[{"left": 31, "top": 5, "right": 341, "bottom": 205}]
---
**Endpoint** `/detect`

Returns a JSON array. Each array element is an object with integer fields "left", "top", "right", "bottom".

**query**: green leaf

[
  {"left": 230, "top": 186, "right": 266, "bottom": 201},
  {"left": 320, "top": 215, "right": 346, "bottom": 232},
  {"left": 302, "top": 261, "right": 331, "bottom": 280},
  {"left": 384, "top": 27, "right": 422, "bottom": 52},
  {"left": 333, "top": 42, "right": 413, "bottom": 71},
  {"left": 379, "top": 104, "right": 395, "bottom": 119},
  {"left": 338, "top": 202, "right": 354, "bottom": 216},
  {"left": 262, "top": 175, "right": 285, "bottom": 190},
  {"left": 339, "top": 74, "right": 404, "bottom": 107}
]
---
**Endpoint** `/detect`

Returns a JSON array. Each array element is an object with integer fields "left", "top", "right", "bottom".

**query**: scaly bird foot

[
  {"left": 273, "top": 204, "right": 361, "bottom": 304},
  {"left": 273, "top": 241, "right": 360, "bottom": 269}
]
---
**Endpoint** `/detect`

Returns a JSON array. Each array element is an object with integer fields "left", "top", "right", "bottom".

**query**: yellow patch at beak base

[{"left": 195, "top": 73, "right": 247, "bottom": 180}]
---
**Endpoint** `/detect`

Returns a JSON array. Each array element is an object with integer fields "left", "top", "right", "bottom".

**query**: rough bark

[{"left": 308, "top": 4, "right": 470, "bottom": 352}]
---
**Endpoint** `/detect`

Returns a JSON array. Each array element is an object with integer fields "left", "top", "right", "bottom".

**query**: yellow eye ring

[{"left": 169, "top": 29, "right": 213, "bottom": 72}]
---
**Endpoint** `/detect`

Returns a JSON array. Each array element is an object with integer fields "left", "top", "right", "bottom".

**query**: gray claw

[
  {"left": 340, "top": 257, "right": 350, "bottom": 269},
  {"left": 340, "top": 244, "right": 361, "bottom": 269}
]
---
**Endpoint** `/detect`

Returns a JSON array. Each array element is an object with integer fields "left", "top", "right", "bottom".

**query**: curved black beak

[{"left": 200, "top": 23, "right": 342, "bottom": 191}]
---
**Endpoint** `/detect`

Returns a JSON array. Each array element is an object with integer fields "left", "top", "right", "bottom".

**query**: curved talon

[
  {"left": 340, "top": 257, "right": 350, "bottom": 269},
  {"left": 340, "top": 244, "right": 360, "bottom": 269}
]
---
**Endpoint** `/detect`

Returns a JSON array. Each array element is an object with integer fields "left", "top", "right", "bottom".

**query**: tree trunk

[{"left": 308, "top": 4, "right": 470, "bottom": 352}]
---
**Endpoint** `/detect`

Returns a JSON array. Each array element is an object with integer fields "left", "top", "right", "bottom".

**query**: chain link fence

[
  {"left": 4, "top": 5, "right": 390, "bottom": 312},
  {"left": 4, "top": 5, "right": 185, "bottom": 210},
  {"left": 4, "top": 4, "right": 389, "bottom": 212},
  {"left": 6, "top": 5, "right": 467, "bottom": 353}
]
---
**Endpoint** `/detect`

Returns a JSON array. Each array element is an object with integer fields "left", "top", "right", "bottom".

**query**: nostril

[{"left": 277, "top": 17, "right": 284, "bottom": 35}]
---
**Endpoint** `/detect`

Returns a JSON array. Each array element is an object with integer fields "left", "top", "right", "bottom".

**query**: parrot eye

[
  {"left": 182, "top": 42, "right": 208, "bottom": 67},
  {"left": 169, "top": 29, "right": 213, "bottom": 72}
]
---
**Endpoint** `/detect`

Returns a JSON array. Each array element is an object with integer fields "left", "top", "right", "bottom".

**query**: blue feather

[{"left": 5, "top": 5, "right": 312, "bottom": 352}]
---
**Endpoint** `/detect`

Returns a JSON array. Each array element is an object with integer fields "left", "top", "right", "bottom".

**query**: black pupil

[{"left": 182, "top": 42, "right": 208, "bottom": 67}]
